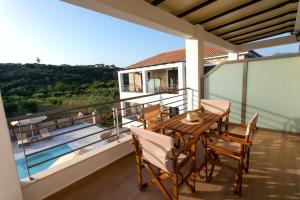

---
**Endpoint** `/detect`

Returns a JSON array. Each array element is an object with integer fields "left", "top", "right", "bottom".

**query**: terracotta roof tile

[{"left": 127, "top": 47, "right": 227, "bottom": 69}]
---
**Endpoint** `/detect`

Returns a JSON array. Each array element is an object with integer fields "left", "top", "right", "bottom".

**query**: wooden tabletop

[{"left": 159, "top": 109, "right": 222, "bottom": 137}]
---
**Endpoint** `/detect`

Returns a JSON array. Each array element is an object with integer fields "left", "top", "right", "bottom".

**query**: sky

[{"left": 0, "top": 0, "right": 299, "bottom": 68}]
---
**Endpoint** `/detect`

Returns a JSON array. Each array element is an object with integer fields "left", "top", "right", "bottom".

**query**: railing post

[
  {"left": 241, "top": 61, "right": 248, "bottom": 124},
  {"left": 18, "top": 120, "right": 33, "bottom": 180},
  {"left": 160, "top": 92, "right": 163, "bottom": 112},
  {"left": 112, "top": 107, "right": 116, "bottom": 127},
  {"left": 114, "top": 106, "right": 120, "bottom": 143},
  {"left": 92, "top": 111, "right": 96, "bottom": 124}
]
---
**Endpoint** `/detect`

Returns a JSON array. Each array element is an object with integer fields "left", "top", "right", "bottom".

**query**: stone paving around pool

[{"left": 13, "top": 122, "right": 130, "bottom": 160}]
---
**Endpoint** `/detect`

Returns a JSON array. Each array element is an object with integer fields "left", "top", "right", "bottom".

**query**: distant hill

[{"left": 0, "top": 63, "right": 120, "bottom": 97}]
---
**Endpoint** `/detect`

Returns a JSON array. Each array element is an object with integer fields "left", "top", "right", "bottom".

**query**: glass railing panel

[
  {"left": 204, "top": 63, "right": 244, "bottom": 123},
  {"left": 246, "top": 56, "right": 300, "bottom": 133}
]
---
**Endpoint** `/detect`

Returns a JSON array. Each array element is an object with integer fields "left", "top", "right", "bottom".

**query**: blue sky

[{"left": 0, "top": 0, "right": 299, "bottom": 67}]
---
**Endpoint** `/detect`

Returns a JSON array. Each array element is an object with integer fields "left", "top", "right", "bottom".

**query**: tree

[{"left": 36, "top": 57, "right": 41, "bottom": 64}]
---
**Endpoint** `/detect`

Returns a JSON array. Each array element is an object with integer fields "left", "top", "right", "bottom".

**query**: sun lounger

[
  {"left": 39, "top": 128, "right": 51, "bottom": 139},
  {"left": 100, "top": 130, "right": 112, "bottom": 140},
  {"left": 16, "top": 133, "right": 30, "bottom": 147}
]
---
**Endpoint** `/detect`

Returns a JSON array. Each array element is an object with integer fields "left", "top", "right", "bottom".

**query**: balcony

[
  {"left": 123, "top": 84, "right": 143, "bottom": 93},
  {"left": 1, "top": 1, "right": 300, "bottom": 200},
  {"left": 119, "top": 65, "right": 184, "bottom": 98},
  {"left": 2, "top": 53, "right": 295, "bottom": 200},
  {"left": 45, "top": 126, "right": 300, "bottom": 200}
]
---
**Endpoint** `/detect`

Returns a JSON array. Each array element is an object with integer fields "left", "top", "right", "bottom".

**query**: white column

[
  {"left": 0, "top": 94, "right": 23, "bottom": 200},
  {"left": 118, "top": 72, "right": 124, "bottom": 93},
  {"left": 228, "top": 52, "right": 239, "bottom": 61},
  {"left": 185, "top": 25, "right": 204, "bottom": 110},
  {"left": 178, "top": 63, "right": 185, "bottom": 90},
  {"left": 142, "top": 70, "right": 148, "bottom": 94},
  {"left": 178, "top": 63, "right": 186, "bottom": 113}
]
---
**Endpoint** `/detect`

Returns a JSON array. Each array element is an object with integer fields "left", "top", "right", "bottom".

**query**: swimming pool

[{"left": 16, "top": 144, "right": 72, "bottom": 179}]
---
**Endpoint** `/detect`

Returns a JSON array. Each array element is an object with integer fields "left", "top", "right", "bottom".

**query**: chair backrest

[
  {"left": 245, "top": 113, "right": 258, "bottom": 142},
  {"left": 130, "top": 126, "right": 174, "bottom": 173},
  {"left": 141, "top": 104, "right": 161, "bottom": 124},
  {"left": 201, "top": 99, "right": 231, "bottom": 114}
]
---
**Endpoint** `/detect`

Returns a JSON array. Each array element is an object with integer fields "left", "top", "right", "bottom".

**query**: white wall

[
  {"left": 0, "top": 94, "right": 23, "bottom": 200},
  {"left": 21, "top": 136, "right": 133, "bottom": 200}
]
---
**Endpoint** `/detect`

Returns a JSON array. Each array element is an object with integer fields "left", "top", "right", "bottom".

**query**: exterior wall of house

[
  {"left": 128, "top": 73, "right": 142, "bottom": 92},
  {"left": 119, "top": 62, "right": 185, "bottom": 97},
  {"left": 149, "top": 69, "right": 168, "bottom": 88},
  {"left": 118, "top": 62, "right": 186, "bottom": 119},
  {"left": 21, "top": 135, "right": 133, "bottom": 200}
]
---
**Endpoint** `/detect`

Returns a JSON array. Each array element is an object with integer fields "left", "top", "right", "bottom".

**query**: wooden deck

[{"left": 45, "top": 127, "right": 300, "bottom": 200}]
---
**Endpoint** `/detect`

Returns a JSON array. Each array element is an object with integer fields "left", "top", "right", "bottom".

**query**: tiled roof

[{"left": 127, "top": 47, "right": 227, "bottom": 69}]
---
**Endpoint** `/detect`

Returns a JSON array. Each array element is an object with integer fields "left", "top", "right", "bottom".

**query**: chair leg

[
  {"left": 144, "top": 162, "right": 172, "bottom": 200},
  {"left": 191, "top": 144, "right": 196, "bottom": 192},
  {"left": 135, "top": 156, "right": 143, "bottom": 191},
  {"left": 208, "top": 164, "right": 215, "bottom": 181},
  {"left": 207, "top": 152, "right": 218, "bottom": 181},
  {"left": 191, "top": 171, "right": 196, "bottom": 193},
  {"left": 172, "top": 173, "right": 178, "bottom": 200},
  {"left": 225, "top": 116, "right": 229, "bottom": 132},
  {"left": 234, "top": 160, "right": 243, "bottom": 196},
  {"left": 245, "top": 149, "right": 250, "bottom": 174}
]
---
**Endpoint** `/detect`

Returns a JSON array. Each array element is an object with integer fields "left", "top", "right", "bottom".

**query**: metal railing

[
  {"left": 7, "top": 88, "right": 191, "bottom": 180},
  {"left": 159, "top": 85, "right": 179, "bottom": 94},
  {"left": 122, "top": 84, "right": 143, "bottom": 93}
]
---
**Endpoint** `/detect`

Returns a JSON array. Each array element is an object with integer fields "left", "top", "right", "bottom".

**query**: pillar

[
  {"left": 178, "top": 63, "right": 186, "bottom": 113},
  {"left": 0, "top": 94, "right": 23, "bottom": 200},
  {"left": 142, "top": 70, "right": 148, "bottom": 94},
  {"left": 118, "top": 72, "right": 124, "bottom": 92},
  {"left": 185, "top": 25, "right": 204, "bottom": 110}
]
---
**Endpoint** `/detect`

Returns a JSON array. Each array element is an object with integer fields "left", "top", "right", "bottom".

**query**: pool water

[{"left": 16, "top": 145, "right": 72, "bottom": 179}]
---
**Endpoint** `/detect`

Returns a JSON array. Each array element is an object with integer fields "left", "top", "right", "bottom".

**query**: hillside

[{"left": 0, "top": 63, "right": 121, "bottom": 117}]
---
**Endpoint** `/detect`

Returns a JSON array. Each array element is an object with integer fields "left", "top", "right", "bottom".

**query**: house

[
  {"left": 117, "top": 47, "right": 260, "bottom": 120},
  {"left": 119, "top": 47, "right": 261, "bottom": 93}
]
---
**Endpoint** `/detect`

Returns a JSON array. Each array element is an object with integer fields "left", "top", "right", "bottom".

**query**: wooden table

[
  {"left": 159, "top": 109, "right": 225, "bottom": 178},
  {"left": 159, "top": 109, "right": 222, "bottom": 138}
]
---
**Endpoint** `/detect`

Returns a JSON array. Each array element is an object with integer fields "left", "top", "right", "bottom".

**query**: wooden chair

[
  {"left": 201, "top": 99, "right": 231, "bottom": 132},
  {"left": 140, "top": 104, "right": 181, "bottom": 146},
  {"left": 205, "top": 113, "right": 258, "bottom": 196},
  {"left": 140, "top": 104, "right": 165, "bottom": 132},
  {"left": 131, "top": 126, "right": 197, "bottom": 200}
]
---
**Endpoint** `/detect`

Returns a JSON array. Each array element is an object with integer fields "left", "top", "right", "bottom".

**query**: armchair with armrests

[
  {"left": 131, "top": 126, "right": 198, "bottom": 200},
  {"left": 140, "top": 104, "right": 176, "bottom": 135},
  {"left": 140, "top": 104, "right": 165, "bottom": 131},
  {"left": 205, "top": 113, "right": 258, "bottom": 196}
]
